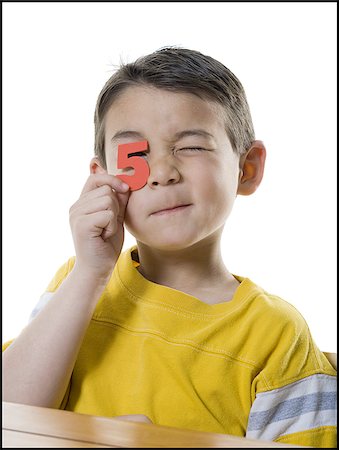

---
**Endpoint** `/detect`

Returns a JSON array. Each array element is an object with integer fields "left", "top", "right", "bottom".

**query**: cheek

[
  {"left": 195, "top": 164, "right": 238, "bottom": 216},
  {"left": 192, "top": 161, "right": 236, "bottom": 195},
  {"left": 124, "top": 192, "right": 147, "bottom": 229}
]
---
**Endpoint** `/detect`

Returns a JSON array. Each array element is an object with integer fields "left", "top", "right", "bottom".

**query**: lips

[{"left": 150, "top": 204, "right": 192, "bottom": 216}]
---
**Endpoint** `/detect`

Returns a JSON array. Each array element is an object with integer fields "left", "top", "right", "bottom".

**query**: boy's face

[{"left": 102, "top": 86, "right": 241, "bottom": 251}]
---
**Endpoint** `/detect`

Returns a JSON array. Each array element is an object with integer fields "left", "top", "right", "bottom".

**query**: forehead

[{"left": 104, "top": 86, "right": 227, "bottom": 140}]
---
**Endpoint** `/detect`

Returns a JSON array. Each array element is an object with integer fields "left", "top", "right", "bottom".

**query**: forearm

[{"left": 2, "top": 266, "right": 110, "bottom": 408}]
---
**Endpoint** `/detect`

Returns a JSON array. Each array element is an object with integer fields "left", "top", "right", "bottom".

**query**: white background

[{"left": 3, "top": 2, "right": 337, "bottom": 351}]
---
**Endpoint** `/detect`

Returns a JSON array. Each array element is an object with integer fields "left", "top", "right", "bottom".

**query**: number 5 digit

[{"left": 116, "top": 140, "right": 150, "bottom": 191}]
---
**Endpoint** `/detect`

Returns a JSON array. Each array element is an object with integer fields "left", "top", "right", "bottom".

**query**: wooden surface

[{"left": 2, "top": 401, "right": 304, "bottom": 448}]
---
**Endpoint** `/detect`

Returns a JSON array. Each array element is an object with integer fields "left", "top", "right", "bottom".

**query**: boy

[{"left": 3, "top": 47, "right": 336, "bottom": 447}]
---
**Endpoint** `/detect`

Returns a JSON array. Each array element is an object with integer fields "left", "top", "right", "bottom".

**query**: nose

[{"left": 147, "top": 156, "right": 181, "bottom": 187}]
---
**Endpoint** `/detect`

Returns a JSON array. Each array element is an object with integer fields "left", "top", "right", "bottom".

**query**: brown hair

[{"left": 94, "top": 46, "right": 255, "bottom": 168}]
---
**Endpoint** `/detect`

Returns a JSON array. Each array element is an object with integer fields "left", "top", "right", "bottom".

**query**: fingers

[
  {"left": 70, "top": 186, "right": 120, "bottom": 216},
  {"left": 81, "top": 173, "right": 129, "bottom": 195},
  {"left": 73, "top": 210, "right": 118, "bottom": 241},
  {"left": 70, "top": 174, "right": 131, "bottom": 243},
  {"left": 79, "top": 174, "right": 130, "bottom": 224},
  {"left": 69, "top": 174, "right": 131, "bottom": 276}
]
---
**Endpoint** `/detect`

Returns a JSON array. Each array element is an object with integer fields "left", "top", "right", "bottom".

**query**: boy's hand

[{"left": 69, "top": 173, "right": 130, "bottom": 280}]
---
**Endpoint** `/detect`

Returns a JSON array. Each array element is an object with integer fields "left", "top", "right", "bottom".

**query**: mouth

[{"left": 150, "top": 204, "right": 192, "bottom": 216}]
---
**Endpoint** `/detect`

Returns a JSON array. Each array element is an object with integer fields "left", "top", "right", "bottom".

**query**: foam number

[{"left": 116, "top": 140, "right": 150, "bottom": 191}]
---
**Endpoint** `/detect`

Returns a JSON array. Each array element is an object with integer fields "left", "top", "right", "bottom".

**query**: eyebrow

[
  {"left": 111, "top": 129, "right": 215, "bottom": 144},
  {"left": 173, "top": 129, "right": 215, "bottom": 141},
  {"left": 111, "top": 130, "right": 144, "bottom": 143}
]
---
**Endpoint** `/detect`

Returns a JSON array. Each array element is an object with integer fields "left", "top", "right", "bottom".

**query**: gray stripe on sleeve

[
  {"left": 246, "top": 374, "right": 337, "bottom": 441},
  {"left": 246, "top": 408, "right": 337, "bottom": 441},
  {"left": 247, "top": 391, "right": 336, "bottom": 431}
]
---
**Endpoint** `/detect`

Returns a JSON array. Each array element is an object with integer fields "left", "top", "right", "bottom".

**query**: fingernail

[{"left": 121, "top": 182, "right": 130, "bottom": 191}]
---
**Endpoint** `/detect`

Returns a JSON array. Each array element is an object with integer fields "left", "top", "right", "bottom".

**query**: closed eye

[{"left": 177, "top": 147, "right": 207, "bottom": 153}]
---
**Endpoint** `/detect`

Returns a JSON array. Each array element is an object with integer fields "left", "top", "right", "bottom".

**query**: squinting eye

[{"left": 179, "top": 147, "right": 206, "bottom": 152}]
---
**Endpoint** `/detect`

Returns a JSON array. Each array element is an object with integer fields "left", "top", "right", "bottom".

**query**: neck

[{"left": 135, "top": 231, "right": 234, "bottom": 293}]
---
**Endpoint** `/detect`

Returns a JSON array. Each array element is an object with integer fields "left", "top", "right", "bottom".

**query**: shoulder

[
  {"left": 236, "top": 278, "right": 336, "bottom": 388},
  {"left": 237, "top": 277, "right": 309, "bottom": 335}
]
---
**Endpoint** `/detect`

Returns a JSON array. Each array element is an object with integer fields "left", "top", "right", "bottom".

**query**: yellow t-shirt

[{"left": 3, "top": 246, "right": 337, "bottom": 447}]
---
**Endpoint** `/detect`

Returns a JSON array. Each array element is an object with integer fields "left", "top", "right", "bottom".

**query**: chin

[{"left": 135, "top": 233, "right": 200, "bottom": 252}]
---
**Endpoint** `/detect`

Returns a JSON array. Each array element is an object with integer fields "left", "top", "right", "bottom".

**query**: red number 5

[{"left": 115, "top": 140, "right": 150, "bottom": 191}]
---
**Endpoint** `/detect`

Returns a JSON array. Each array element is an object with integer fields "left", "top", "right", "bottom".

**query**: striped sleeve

[{"left": 246, "top": 374, "right": 337, "bottom": 447}]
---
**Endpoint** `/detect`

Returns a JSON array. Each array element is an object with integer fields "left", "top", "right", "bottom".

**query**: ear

[
  {"left": 237, "top": 140, "right": 266, "bottom": 196},
  {"left": 89, "top": 157, "right": 107, "bottom": 175}
]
